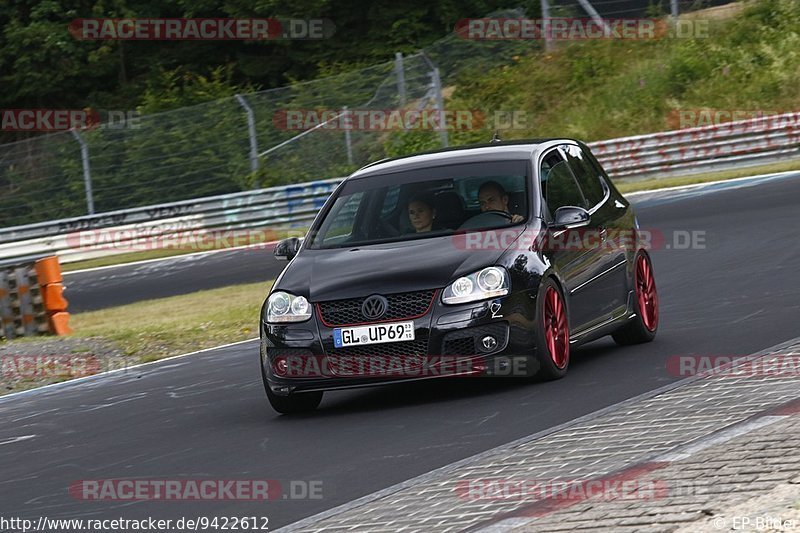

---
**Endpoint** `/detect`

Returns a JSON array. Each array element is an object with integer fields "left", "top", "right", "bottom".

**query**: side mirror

[
  {"left": 552, "top": 206, "right": 590, "bottom": 229},
  {"left": 274, "top": 237, "right": 301, "bottom": 261}
]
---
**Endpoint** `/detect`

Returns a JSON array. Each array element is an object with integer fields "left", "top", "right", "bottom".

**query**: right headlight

[
  {"left": 442, "top": 266, "right": 510, "bottom": 305},
  {"left": 266, "top": 291, "right": 312, "bottom": 323}
]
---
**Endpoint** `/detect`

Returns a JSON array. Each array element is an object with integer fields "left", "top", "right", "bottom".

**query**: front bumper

[{"left": 261, "top": 289, "right": 538, "bottom": 395}]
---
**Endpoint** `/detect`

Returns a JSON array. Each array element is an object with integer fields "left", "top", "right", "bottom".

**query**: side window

[
  {"left": 546, "top": 160, "right": 585, "bottom": 213},
  {"left": 321, "top": 192, "right": 364, "bottom": 243},
  {"left": 539, "top": 149, "right": 565, "bottom": 204},
  {"left": 585, "top": 149, "right": 613, "bottom": 184},
  {"left": 380, "top": 186, "right": 400, "bottom": 216},
  {"left": 564, "top": 145, "right": 606, "bottom": 208}
]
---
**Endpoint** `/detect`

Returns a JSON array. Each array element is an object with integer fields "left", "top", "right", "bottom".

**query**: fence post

[
  {"left": 395, "top": 52, "right": 407, "bottom": 106},
  {"left": 430, "top": 67, "right": 449, "bottom": 148},
  {"left": 576, "top": 0, "right": 611, "bottom": 34},
  {"left": 342, "top": 106, "right": 354, "bottom": 165},
  {"left": 0, "top": 270, "right": 14, "bottom": 340},
  {"left": 540, "top": 0, "right": 553, "bottom": 52},
  {"left": 671, "top": 0, "right": 679, "bottom": 18},
  {"left": 69, "top": 130, "right": 95, "bottom": 215},
  {"left": 235, "top": 94, "right": 260, "bottom": 174}
]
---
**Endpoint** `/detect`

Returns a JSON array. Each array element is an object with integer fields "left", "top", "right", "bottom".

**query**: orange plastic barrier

[
  {"left": 34, "top": 256, "right": 71, "bottom": 336},
  {"left": 49, "top": 312, "right": 73, "bottom": 336},
  {"left": 34, "top": 256, "right": 63, "bottom": 285},
  {"left": 41, "top": 283, "right": 69, "bottom": 311}
]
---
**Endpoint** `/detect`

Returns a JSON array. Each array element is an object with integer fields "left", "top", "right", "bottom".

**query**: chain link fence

[{"left": 0, "top": 1, "right": 729, "bottom": 228}]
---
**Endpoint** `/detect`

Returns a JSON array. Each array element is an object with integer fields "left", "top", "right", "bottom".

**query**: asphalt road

[
  {"left": 64, "top": 247, "right": 283, "bottom": 313},
  {"left": 2, "top": 172, "right": 800, "bottom": 529}
]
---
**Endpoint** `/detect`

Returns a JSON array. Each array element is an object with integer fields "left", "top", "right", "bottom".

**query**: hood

[{"left": 275, "top": 229, "right": 526, "bottom": 302}]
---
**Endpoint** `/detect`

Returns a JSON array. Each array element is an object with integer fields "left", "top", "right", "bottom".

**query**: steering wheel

[
  {"left": 374, "top": 218, "right": 401, "bottom": 238},
  {"left": 480, "top": 210, "right": 514, "bottom": 221},
  {"left": 458, "top": 210, "right": 514, "bottom": 230}
]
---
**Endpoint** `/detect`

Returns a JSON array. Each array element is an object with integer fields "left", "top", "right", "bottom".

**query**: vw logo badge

[{"left": 362, "top": 295, "right": 388, "bottom": 320}]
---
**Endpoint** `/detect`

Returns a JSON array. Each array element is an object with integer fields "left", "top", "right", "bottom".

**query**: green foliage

[
  {"left": 2, "top": 0, "right": 800, "bottom": 227},
  {"left": 383, "top": 130, "right": 442, "bottom": 158},
  {"left": 439, "top": 0, "right": 800, "bottom": 144},
  {"left": 0, "top": 0, "right": 515, "bottom": 115},
  {"left": 138, "top": 66, "right": 258, "bottom": 113},
  {"left": 0, "top": 0, "right": 519, "bottom": 225}
]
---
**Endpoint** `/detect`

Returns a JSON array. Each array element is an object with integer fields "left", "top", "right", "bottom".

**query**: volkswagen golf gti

[{"left": 260, "top": 139, "right": 659, "bottom": 413}]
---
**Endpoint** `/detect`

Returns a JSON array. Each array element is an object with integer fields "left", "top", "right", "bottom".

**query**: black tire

[
  {"left": 533, "top": 277, "right": 570, "bottom": 381},
  {"left": 266, "top": 387, "right": 323, "bottom": 414},
  {"left": 612, "top": 251, "right": 658, "bottom": 345}
]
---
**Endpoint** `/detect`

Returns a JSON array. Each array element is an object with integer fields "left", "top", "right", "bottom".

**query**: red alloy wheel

[
  {"left": 543, "top": 286, "right": 569, "bottom": 369},
  {"left": 635, "top": 253, "right": 659, "bottom": 332}
]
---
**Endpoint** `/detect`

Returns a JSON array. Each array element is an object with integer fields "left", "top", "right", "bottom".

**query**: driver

[{"left": 477, "top": 181, "right": 524, "bottom": 223}]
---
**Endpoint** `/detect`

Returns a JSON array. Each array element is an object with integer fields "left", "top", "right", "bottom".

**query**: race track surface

[
  {"left": 65, "top": 247, "right": 282, "bottom": 313},
  {"left": 3, "top": 173, "right": 800, "bottom": 529}
]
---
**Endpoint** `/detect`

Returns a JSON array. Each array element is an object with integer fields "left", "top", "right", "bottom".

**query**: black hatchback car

[{"left": 260, "top": 139, "right": 658, "bottom": 413}]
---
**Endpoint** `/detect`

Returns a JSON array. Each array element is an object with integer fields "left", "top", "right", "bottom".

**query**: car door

[
  {"left": 539, "top": 146, "right": 607, "bottom": 333},
  {"left": 562, "top": 144, "right": 630, "bottom": 323}
]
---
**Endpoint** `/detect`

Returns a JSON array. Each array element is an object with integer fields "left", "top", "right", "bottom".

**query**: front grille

[
  {"left": 323, "top": 334, "right": 428, "bottom": 357},
  {"left": 442, "top": 337, "right": 476, "bottom": 357},
  {"left": 323, "top": 333, "right": 429, "bottom": 377},
  {"left": 317, "top": 290, "right": 436, "bottom": 326}
]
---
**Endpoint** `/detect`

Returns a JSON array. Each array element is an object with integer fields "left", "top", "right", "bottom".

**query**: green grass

[
  {"left": 386, "top": 0, "right": 800, "bottom": 153},
  {"left": 70, "top": 280, "right": 273, "bottom": 362},
  {"left": 62, "top": 247, "right": 217, "bottom": 272}
]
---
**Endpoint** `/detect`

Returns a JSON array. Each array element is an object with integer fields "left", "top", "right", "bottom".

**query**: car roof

[{"left": 349, "top": 139, "right": 573, "bottom": 179}]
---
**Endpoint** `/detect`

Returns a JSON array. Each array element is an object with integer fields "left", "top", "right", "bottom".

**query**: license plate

[{"left": 333, "top": 321, "right": 415, "bottom": 348}]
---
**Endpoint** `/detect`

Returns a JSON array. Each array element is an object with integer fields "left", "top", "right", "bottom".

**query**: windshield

[{"left": 307, "top": 160, "right": 530, "bottom": 249}]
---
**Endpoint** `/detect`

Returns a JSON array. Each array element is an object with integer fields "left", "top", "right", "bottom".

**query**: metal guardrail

[
  {"left": 0, "top": 179, "right": 342, "bottom": 263},
  {"left": 0, "top": 178, "right": 343, "bottom": 244},
  {"left": 589, "top": 112, "right": 800, "bottom": 179},
  {"left": 0, "top": 112, "right": 798, "bottom": 264}
]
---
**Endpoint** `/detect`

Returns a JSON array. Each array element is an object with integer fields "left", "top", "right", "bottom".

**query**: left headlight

[
  {"left": 266, "top": 291, "right": 312, "bottom": 323},
  {"left": 442, "top": 266, "right": 510, "bottom": 305}
]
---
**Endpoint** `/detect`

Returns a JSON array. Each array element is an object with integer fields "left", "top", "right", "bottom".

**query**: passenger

[
  {"left": 407, "top": 194, "right": 437, "bottom": 233},
  {"left": 477, "top": 181, "right": 524, "bottom": 223}
]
